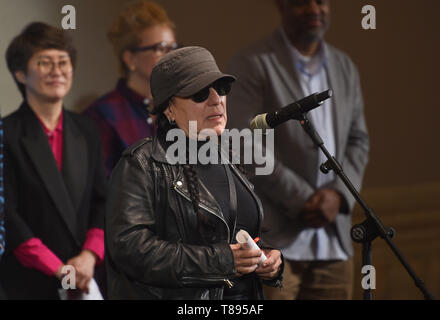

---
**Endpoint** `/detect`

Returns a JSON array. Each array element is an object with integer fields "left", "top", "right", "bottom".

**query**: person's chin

[
  {"left": 43, "top": 91, "right": 67, "bottom": 103},
  {"left": 200, "top": 125, "right": 225, "bottom": 137},
  {"left": 213, "top": 126, "right": 226, "bottom": 136}
]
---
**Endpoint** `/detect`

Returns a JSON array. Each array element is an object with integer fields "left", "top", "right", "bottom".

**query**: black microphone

[{"left": 250, "top": 89, "right": 333, "bottom": 130}]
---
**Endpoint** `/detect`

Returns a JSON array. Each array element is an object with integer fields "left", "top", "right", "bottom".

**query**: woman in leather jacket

[{"left": 106, "top": 46, "right": 283, "bottom": 300}]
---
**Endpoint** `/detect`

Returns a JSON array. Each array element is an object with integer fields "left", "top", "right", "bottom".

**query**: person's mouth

[
  {"left": 305, "top": 17, "right": 323, "bottom": 28},
  {"left": 46, "top": 81, "right": 65, "bottom": 86},
  {"left": 207, "top": 113, "right": 223, "bottom": 120}
]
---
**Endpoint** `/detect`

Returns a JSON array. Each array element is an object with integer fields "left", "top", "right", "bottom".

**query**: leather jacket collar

[{"left": 150, "top": 131, "right": 264, "bottom": 239}]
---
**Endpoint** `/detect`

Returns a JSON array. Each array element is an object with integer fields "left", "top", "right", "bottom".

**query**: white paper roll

[{"left": 236, "top": 229, "right": 267, "bottom": 264}]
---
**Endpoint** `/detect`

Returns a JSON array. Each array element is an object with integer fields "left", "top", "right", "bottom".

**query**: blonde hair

[{"left": 107, "top": 1, "right": 175, "bottom": 76}]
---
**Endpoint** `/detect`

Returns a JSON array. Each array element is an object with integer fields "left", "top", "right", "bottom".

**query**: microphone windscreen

[
  {"left": 317, "top": 89, "right": 333, "bottom": 102},
  {"left": 250, "top": 113, "right": 269, "bottom": 130}
]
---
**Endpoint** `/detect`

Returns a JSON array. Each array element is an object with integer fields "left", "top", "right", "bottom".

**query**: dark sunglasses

[{"left": 188, "top": 78, "right": 233, "bottom": 103}]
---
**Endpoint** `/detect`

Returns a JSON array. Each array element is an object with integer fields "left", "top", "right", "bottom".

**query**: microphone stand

[{"left": 298, "top": 113, "right": 435, "bottom": 300}]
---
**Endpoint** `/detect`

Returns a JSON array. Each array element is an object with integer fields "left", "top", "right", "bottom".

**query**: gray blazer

[{"left": 226, "top": 28, "right": 370, "bottom": 256}]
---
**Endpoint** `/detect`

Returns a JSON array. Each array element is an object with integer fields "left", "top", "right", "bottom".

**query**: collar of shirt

[
  {"left": 116, "top": 78, "right": 151, "bottom": 109},
  {"left": 37, "top": 110, "right": 64, "bottom": 171},
  {"left": 38, "top": 111, "right": 63, "bottom": 137},
  {"left": 279, "top": 27, "right": 328, "bottom": 78}
]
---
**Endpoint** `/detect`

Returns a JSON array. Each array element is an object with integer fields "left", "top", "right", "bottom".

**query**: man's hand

[
  {"left": 66, "top": 250, "right": 97, "bottom": 294},
  {"left": 300, "top": 188, "right": 343, "bottom": 228}
]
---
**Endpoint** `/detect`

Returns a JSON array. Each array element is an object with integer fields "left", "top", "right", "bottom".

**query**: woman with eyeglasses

[
  {"left": 84, "top": 0, "right": 178, "bottom": 176},
  {"left": 0, "top": 22, "right": 107, "bottom": 299},
  {"left": 106, "top": 46, "right": 283, "bottom": 300}
]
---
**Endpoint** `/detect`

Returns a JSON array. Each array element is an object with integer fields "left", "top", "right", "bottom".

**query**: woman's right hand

[
  {"left": 55, "top": 264, "right": 66, "bottom": 280},
  {"left": 229, "top": 243, "right": 263, "bottom": 276}
]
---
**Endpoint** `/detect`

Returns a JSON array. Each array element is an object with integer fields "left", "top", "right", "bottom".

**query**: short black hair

[{"left": 5, "top": 22, "right": 77, "bottom": 97}]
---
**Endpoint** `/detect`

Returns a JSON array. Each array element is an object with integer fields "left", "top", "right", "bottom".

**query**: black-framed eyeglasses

[
  {"left": 130, "top": 41, "right": 179, "bottom": 54},
  {"left": 187, "top": 78, "right": 233, "bottom": 103}
]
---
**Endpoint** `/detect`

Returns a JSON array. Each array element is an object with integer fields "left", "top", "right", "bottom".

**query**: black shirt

[
  {"left": 194, "top": 162, "right": 259, "bottom": 241},
  {"left": 194, "top": 155, "right": 261, "bottom": 300}
]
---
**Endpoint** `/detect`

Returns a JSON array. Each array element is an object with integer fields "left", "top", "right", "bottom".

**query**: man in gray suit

[{"left": 227, "top": 0, "right": 369, "bottom": 299}]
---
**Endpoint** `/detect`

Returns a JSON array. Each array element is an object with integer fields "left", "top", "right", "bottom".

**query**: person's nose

[
  {"left": 207, "top": 87, "right": 221, "bottom": 106},
  {"left": 50, "top": 62, "right": 63, "bottom": 76}
]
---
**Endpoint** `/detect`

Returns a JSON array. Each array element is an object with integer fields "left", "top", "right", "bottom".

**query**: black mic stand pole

[{"left": 298, "top": 113, "right": 434, "bottom": 300}]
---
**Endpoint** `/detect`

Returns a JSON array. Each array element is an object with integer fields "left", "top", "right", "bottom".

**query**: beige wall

[{"left": 1, "top": 0, "right": 439, "bottom": 299}]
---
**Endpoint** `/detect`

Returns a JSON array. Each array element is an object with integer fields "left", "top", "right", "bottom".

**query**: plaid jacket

[
  {"left": 0, "top": 115, "right": 4, "bottom": 258},
  {"left": 84, "top": 79, "right": 156, "bottom": 176}
]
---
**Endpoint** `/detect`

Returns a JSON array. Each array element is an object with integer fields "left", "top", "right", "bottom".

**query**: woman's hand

[
  {"left": 55, "top": 264, "right": 66, "bottom": 280},
  {"left": 229, "top": 243, "right": 263, "bottom": 276},
  {"left": 255, "top": 249, "right": 282, "bottom": 280},
  {"left": 66, "top": 250, "right": 97, "bottom": 293}
]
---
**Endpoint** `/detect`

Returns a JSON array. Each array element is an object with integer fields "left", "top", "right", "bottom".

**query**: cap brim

[{"left": 176, "top": 72, "right": 236, "bottom": 98}]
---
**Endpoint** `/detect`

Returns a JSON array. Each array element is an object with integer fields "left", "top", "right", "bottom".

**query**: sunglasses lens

[
  {"left": 190, "top": 79, "right": 233, "bottom": 103},
  {"left": 191, "top": 87, "right": 210, "bottom": 103},
  {"left": 213, "top": 79, "right": 232, "bottom": 96}
]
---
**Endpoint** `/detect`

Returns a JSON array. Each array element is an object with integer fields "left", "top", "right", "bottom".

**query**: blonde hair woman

[{"left": 84, "top": 1, "right": 178, "bottom": 176}]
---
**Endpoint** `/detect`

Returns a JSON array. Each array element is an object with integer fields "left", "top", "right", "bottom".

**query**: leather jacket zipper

[
  {"left": 173, "top": 184, "right": 231, "bottom": 242},
  {"left": 174, "top": 184, "right": 235, "bottom": 289},
  {"left": 224, "top": 279, "right": 234, "bottom": 289},
  {"left": 181, "top": 276, "right": 234, "bottom": 289}
]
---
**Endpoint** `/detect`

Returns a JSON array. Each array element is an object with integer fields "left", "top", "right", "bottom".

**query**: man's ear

[
  {"left": 15, "top": 70, "right": 27, "bottom": 85},
  {"left": 164, "top": 105, "right": 173, "bottom": 121},
  {"left": 122, "top": 50, "right": 136, "bottom": 72}
]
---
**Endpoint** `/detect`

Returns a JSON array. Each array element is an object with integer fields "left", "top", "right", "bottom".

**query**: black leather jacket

[{"left": 106, "top": 134, "right": 281, "bottom": 299}]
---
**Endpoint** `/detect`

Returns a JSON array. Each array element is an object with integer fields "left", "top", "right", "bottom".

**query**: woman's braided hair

[{"left": 155, "top": 100, "right": 207, "bottom": 231}]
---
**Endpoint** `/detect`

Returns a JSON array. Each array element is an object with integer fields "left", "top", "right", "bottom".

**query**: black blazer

[{"left": 0, "top": 102, "right": 107, "bottom": 299}]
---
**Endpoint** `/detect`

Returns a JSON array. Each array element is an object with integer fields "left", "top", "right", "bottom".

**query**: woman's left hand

[{"left": 255, "top": 249, "right": 282, "bottom": 280}]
